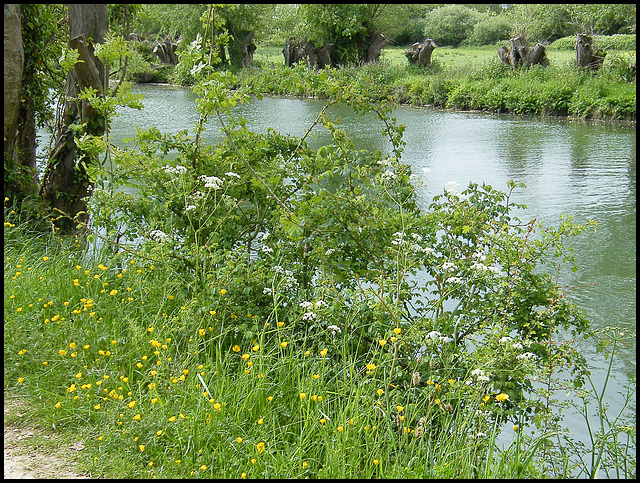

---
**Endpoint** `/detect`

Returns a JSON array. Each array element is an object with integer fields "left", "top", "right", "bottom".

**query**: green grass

[{"left": 247, "top": 43, "right": 635, "bottom": 121}]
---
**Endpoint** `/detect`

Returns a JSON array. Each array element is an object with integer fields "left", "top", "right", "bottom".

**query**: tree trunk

[
  {"left": 366, "top": 32, "right": 388, "bottom": 63},
  {"left": 575, "top": 33, "right": 606, "bottom": 71},
  {"left": 283, "top": 39, "right": 332, "bottom": 69},
  {"left": 497, "top": 36, "right": 549, "bottom": 70},
  {"left": 405, "top": 40, "right": 436, "bottom": 67},
  {"left": 240, "top": 31, "right": 257, "bottom": 67},
  {"left": 40, "top": 4, "right": 108, "bottom": 232},
  {"left": 152, "top": 37, "right": 179, "bottom": 65},
  {"left": 4, "top": 4, "right": 39, "bottom": 200}
]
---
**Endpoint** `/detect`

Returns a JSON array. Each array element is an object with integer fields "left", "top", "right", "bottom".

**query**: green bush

[
  {"left": 466, "top": 14, "right": 511, "bottom": 46},
  {"left": 422, "top": 5, "right": 481, "bottom": 48},
  {"left": 550, "top": 34, "right": 636, "bottom": 51}
]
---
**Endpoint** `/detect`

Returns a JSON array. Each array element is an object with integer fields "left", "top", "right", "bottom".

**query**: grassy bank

[
  {"left": 3, "top": 216, "right": 541, "bottom": 478},
  {"left": 238, "top": 43, "right": 635, "bottom": 121}
]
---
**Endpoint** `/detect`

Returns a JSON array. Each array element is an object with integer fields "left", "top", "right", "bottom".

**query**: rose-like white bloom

[
  {"left": 487, "top": 266, "right": 503, "bottom": 275},
  {"left": 472, "top": 251, "right": 487, "bottom": 261},
  {"left": 471, "top": 262, "right": 489, "bottom": 271},
  {"left": 498, "top": 336, "right": 512, "bottom": 344},
  {"left": 516, "top": 352, "right": 537, "bottom": 360},
  {"left": 426, "top": 330, "right": 441, "bottom": 340},
  {"left": 381, "top": 170, "right": 396, "bottom": 180}
]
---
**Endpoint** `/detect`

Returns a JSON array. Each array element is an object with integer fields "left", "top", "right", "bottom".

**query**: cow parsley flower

[
  {"left": 426, "top": 330, "right": 441, "bottom": 340},
  {"left": 199, "top": 175, "right": 224, "bottom": 189},
  {"left": 150, "top": 230, "right": 170, "bottom": 243}
]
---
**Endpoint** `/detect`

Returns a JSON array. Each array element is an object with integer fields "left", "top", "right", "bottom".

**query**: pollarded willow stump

[
  {"left": 153, "top": 37, "right": 179, "bottom": 65},
  {"left": 283, "top": 38, "right": 333, "bottom": 68},
  {"left": 404, "top": 40, "right": 437, "bottom": 67},
  {"left": 240, "top": 32, "right": 257, "bottom": 67},
  {"left": 497, "top": 36, "right": 549, "bottom": 70},
  {"left": 575, "top": 33, "right": 606, "bottom": 71},
  {"left": 366, "top": 33, "right": 389, "bottom": 63}
]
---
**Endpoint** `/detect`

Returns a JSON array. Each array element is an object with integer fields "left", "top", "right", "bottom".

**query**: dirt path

[{"left": 4, "top": 399, "right": 90, "bottom": 479}]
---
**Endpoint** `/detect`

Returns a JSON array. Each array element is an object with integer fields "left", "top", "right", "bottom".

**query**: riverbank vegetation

[
  {"left": 4, "top": 4, "right": 636, "bottom": 479},
  {"left": 233, "top": 41, "right": 636, "bottom": 120},
  {"left": 5, "top": 68, "right": 636, "bottom": 478}
]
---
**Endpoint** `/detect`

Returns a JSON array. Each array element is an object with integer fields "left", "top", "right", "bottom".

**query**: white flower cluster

[
  {"left": 381, "top": 169, "right": 397, "bottom": 181},
  {"left": 327, "top": 324, "right": 342, "bottom": 335},
  {"left": 273, "top": 265, "right": 298, "bottom": 289},
  {"left": 442, "top": 261, "right": 457, "bottom": 271},
  {"left": 425, "top": 330, "right": 454, "bottom": 344},
  {"left": 471, "top": 368, "right": 490, "bottom": 383},
  {"left": 445, "top": 180, "right": 469, "bottom": 202},
  {"left": 391, "top": 231, "right": 435, "bottom": 255},
  {"left": 516, "top": 352, "right": 537, "bottom": 360},
  {"left": 149, "top": 229, "right": 170, "bottom": 244},
  {"left": 163, "top": 165, "right": 187, "bottom": 175},
  {"left": 225, "top": 171, "right": 241, "bottom": 179},
  {"left": 199, "top": 175, "right": 224, "bottom": 190}
]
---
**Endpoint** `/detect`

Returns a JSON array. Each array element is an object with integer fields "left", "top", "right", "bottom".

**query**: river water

[{"left": 42, "top": 84, "right": 636, "bottom": 473}]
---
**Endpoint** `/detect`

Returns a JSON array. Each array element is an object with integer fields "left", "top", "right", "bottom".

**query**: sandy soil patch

[{"left": 4, "top": 399, "right": 90, "bottom": 479}]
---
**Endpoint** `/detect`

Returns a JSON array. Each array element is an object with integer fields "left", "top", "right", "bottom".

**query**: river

[{"left": 39, "top": 83, "right": 636, "bottom": 474}]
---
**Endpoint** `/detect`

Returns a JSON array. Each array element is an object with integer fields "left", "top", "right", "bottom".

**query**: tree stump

[
  {"left": 240, "top": 31, "right": 257, "bottom": 67},
  {"left": 497, "top": 36, "right": 549, "bottom": 70},
  {"left": 283, "top": 39, "right": 333, "bottom": 68},
  {"left": 366, "top": 33, "right": 388, "bottom": 63},
  {"left": 152, "top": 37, "right": 179, "bottom": 65},
  {"left": 404, "top": 40, "right": 437, "bottom": 67},
  {"left": 575, "top": 33, "right": 606, "bottom": 71}
]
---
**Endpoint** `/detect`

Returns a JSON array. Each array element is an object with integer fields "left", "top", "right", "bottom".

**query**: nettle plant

[{"left": 86, "top": 70, "right": 596, "bottom": 435}]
